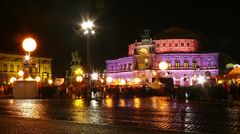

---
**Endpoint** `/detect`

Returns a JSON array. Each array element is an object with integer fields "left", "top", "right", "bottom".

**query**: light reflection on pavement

[{"left": 0, "top": 97, "right": 239, "bottom": 134}]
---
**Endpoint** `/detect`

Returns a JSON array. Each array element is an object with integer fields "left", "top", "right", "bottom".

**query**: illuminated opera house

[{"left": 105, "top": 29, "right": 219, "bottom": 86}]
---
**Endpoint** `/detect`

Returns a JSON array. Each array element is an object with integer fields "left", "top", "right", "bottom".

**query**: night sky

[{"left": 0, "top": 0, "right": 239, "bottom": 77}]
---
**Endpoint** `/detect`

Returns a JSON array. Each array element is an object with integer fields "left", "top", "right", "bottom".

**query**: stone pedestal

[{"left": 13, "top": 80, "right": 38, "bottom": 99}]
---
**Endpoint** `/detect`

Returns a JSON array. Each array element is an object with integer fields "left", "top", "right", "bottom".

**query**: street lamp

[
  {"left": 22, "top": 37, "right": 37, "bottom": 79},
  {"left": 159, "top": 61, "right": 168, "bottom": 77},
  {"left": 81, "top": 20, "right": 95, "bottom": 97}
]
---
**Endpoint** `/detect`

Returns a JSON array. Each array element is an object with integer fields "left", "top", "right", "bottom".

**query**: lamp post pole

[{"left": 81, "top": 20, "right": 95, "bottom": 98}]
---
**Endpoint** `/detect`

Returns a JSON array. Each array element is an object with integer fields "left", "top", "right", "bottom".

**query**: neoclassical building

[
  {"left": 0, "top": 52, "right": 52, "bottom": 84},
  {"left": 105, "top": 30, "right": 219, "bottom": 86}
]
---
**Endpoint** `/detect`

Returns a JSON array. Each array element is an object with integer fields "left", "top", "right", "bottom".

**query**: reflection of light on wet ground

[
  {"left": 90, "top": 100, "right": 98, "bottom": 108},
  {"left": 119, "top": 99, "right": 126, "bottom": 107},
  {"left": 134, "top": 97, "right": 141, "bottom": 109},
  {"left": 105, "top": 98, "right": 113, "bottom": 108},
  {"left": 73, "top": 99, "right": 84, "bottom": 108},
  {"left": 8, "top": 99, "right": 14, "bottom": 104},
  {"left": 16, "top": 100, "right": 40, "bottom": 119}
]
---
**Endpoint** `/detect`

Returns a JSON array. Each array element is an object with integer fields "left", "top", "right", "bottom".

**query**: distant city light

[{"left": 81, "top": 20, "right": 94, "bottom": 30}]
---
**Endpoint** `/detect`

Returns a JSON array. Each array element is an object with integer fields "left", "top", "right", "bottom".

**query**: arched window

[
  {"left": 175, "top": 60, "right": 180, "bottom": 68},
  {"left": 124, "top": 64, "right": 126, "bottom": 70},
  {"left": 184, "top": 60, "right": 189, "bottom": 68},
  {"left": 192, "top": 60, "right": 197, "bottom": 69},
  {"left": 129, "top": 64, "right": 132, "bottom": 70},
  {"left": 181, "top": 43, "right": 184, "bottom": 46},
  {"left": 10, "top": 65, "right": 14, "bottom": 72},
  {"left": 3, "top": 64, "right": 7, "bottom": 72},
  {"left": 167, "top": 60, "right": 171, "bottom": 69}
]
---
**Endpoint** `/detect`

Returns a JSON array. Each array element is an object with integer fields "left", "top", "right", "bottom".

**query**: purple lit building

[{"left": 105, "top": 30, "right": 218, "bottom": 86}]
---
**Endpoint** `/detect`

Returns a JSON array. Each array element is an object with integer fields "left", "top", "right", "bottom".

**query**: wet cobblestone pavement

[{"left": 0, "top": 97, "right": 239, "bottom": 134}]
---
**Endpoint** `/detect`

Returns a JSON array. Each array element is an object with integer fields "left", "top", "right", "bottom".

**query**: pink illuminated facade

[{"left": 106, "top": 34, "right": 218, "bottom": 86}]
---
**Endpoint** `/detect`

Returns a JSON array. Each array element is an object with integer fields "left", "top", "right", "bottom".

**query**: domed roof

[{"left": 154, "top": 27, "right": 200, "bottom": 40}]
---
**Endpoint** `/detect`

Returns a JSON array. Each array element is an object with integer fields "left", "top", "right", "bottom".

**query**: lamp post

[
  {"left": 81, "top": 20, "right": 95, "bottom": 98},
  {"left": 22, "top": 37, "right": 37, "bottom": 79}
]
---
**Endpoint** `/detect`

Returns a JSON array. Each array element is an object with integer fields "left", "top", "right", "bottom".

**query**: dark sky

[{"left": 0, "top": 0, "right": 239, "bottom": 77}]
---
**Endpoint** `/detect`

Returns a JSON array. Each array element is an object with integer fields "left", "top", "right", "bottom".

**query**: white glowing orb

[
  {"left": 197, "top": 76, "right": 206, "bottom": 84},
  {"left": 35, "top": 76, "right": 41, "bottom": 82},
  {"left": 25, "top": 55, "right": 30, "bottom": 60},
  {"left": 106, "top": 76, "right": 113, "bottom": 83},
  {"left": 18, "top": 70, "right": 24, "bottom": 77},
  {"left": 159, "top": 61, "right": 168, "bottom": 70},
  {"left": 22, "top": 38, "right": 37, "bottom": 52},
  {"left": 81, "top": 20, "right": 94, "bottom": 30},
  {"left": 119, "top": 79, "right": 126, "bottom": 85},
  {"left": 91, "top": 73, "right": 98, "bottom": 80},
  {"left": 48, "top": 79, "right": 53, "bottom": 85}
]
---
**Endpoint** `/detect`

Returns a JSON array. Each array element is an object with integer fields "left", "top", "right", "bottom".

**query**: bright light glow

[
  {"left": 106, "top": 76, "right": 113, "bottom": 83},
  {"left": 18, "top": 70, "right": 24, "bottom": 77},
  {"left": 91, "top": 73, "right": 98, "bottom": 80},
  {"left": 75, "top": 68, "right": 83, "bottom": 75},
  {"left": 84, "top": 30, "right": 89, "bottom": 34},
  {"left": 197, "top": 76, "right": 206, "bottom": 85},
  {"left": 91, "top": 30, "right": 95, "bottom": 34},
  {"left": 35, "top": 76, "right": 41, "bottom": 82},
  {"left": 218, "top": 80, "right": 223, "bottom": 84},
  {"left": 10, "top": 77, "right": 16, "bottom": 83},
  {"left": 119, "top": 79, "right": 126, "bottom": 85},
  {"left": 25, "top": 55, "right": 30, "bottom": 60},
  {"left": 22, "top": 38, "right": 37, "bottom": 52},
  {"left": 134, "top": 78, "right": 141, "bottom": 84},
  {"left": 81, "top": 20, "right": 94, "bottom": 30},
  {"left": 48, "top": 79, "right": 53, "bottom": 85},
  {"left": 76, "top": 76, "right": 83, "bottom": 82},
  {"left": 159, "top": 61, "right": 168, "bottom": 70},
  {"left": 234, "top": 64, "right": 240, "bottom": 68},
  {"left": 152, "top": 71, "right": 157, "bottom": 76},
  {"left": 100, "top": 79, "right": 104, "bottom": 83}
]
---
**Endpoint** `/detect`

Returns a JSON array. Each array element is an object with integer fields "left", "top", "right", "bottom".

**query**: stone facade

[{"left": 106, "top": 37, "right": 219, "bottom": 86}]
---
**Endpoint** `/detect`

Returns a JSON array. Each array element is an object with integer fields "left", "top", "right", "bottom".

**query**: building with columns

[
  {"left": 0, "top": 52, "right": 52, "bottom": 85},
  {"left": 105, "top": 29, "right": 219, "bottom": 86}
]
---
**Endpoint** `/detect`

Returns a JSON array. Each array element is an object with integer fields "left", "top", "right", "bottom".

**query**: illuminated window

[
  {"left": 129, "top": 64, "right": 132, "bottom": 70},
  {"left": 17, "top": 65, "right": 20, "bottom": 72},
  {"left": 192, "top": 60, "right": 197, "bottom": 69},
  {"left": 175, "top": 60, "right": 180, "bottom": 68},
  {"left": 184, "top": 60, "right": 189, "bottom": 68},
  {"left": 4, "top": 64, "right": 7, "bottom": 72},
  {"left": 167, "top": 60, "right": 171, "bottom": 69},
  {"left": 10, "top": 65, "right": 14, "bottom": 72}
]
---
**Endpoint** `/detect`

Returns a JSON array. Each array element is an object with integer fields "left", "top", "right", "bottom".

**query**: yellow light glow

[
  {"left": 152, "top": 71, "right": 157, "bottom": 76},
  {"left": 22, "top": 38, "right": 37, "bottom": 52},
  {"left": 91, "top": 73, "right": 98, "bottom": 80},
  {"left": 106, "top": 76, "right": 113, "bottom": 83},
  {"left": 218, "top": 80, "right": 223, "bottom": 84},
  {"left": 119, "top": 79, "right": 126, "bottom": 85},
  {"left": 75, "top": 68, "right": 83, "bottom": 75},
  {"left": 159, "top": 61, "right": 168, "bottom": 70},
  {"left": 10, "top": 77, "right": 16, "bottom": 83},
  {"left": 18, "top": 70, "right": 24, "bottom": 77},
  {"left": 48, "top": 79, "right": 53, "bottom": 85},
  {"left": 134, "top": 78, "right": 141, "bottom": 84},
  {"left": 76, "top": 76, "right": 83, "bottom": 82},
  {"left": 100, "top": 79, "right": 104, "bottom": 83},
  {"left": 35, "top": 76, "right": 41, "bottom": 82}
]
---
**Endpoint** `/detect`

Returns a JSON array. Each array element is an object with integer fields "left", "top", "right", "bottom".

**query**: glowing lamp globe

[
  {"left": 22, "top": 38, "right": 37, "bottom": 52},
  {"left": 159, "top": 61, "right": 168, "bottom": 70},
  {"left": 106, "top": 76, "right": 113, "bottom": 83},
  {"left": 35, "top": 76, "right": 41, "bottom": 82},
  {"left": 18, "top": 70, "right": 24, "bottom": 77}
]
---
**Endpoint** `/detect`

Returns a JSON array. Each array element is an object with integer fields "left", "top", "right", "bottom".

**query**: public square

[{"left": 0, "top": 97, "right": 239, "bottom": 134}]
